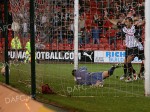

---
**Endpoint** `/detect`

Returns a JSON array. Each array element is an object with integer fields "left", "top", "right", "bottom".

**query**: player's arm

[
  {"left": 137, "top": 19, "right": 145, "bottom": 26},
  {"left": 116, "top": 27, "right": 126, "bottom": 40},
  {"left": 104, "top": 16, "right": 118, "bottom": 25}
]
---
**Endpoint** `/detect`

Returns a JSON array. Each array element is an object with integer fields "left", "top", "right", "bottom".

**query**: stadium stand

[{"left": 0, "top": 0, "right": 145, "bottom": 51}]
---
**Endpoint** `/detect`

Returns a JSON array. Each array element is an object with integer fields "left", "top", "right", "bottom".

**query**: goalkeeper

[{"left": 72, "top": 64, "right": 122, "bottom": 87}]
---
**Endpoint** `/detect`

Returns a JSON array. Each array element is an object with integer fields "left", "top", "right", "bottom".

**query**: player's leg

[
  {"left": 103, "top": 63, "right": 123, "bottom": 79},
  {"left": 138, "top": 60, "right": 145, "bottom": 79},
  {"left": 125, "top": 55, "right": 135, "bottom": 82},
  {"left": 120, "top": 57, "right": 127, "bottom": 80},
  {"left": 120, "top": 47, "right": 129, "bottom": 80},
  {"left": 120, "top": 56, "right": 136, "bottom": 80},
  {"left": 132, "top": 64, "right": 138, "bottom": 80},
  {"left": 138, "top": 50, "right": 145, "bottom": 79},
  {"left": 91, "top": 64, "right": 123, "bottom": 87}
]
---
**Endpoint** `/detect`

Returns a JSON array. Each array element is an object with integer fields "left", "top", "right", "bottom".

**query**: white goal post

[
  {"left": 74, "top": 0, "right": 79, "bottom": 70},
  {"left": 144, "top": 0, "right": 150, "bottom": 96}
]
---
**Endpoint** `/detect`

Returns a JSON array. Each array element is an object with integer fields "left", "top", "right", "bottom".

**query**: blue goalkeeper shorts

[{"left": 89, "top": 72, "right": 103, "bottom": 85}]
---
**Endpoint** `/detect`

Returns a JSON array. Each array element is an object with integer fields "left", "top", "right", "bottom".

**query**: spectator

[
  {"left": 41, "top": 13, "right": 47, "bottom": 24},
  {"left": 91, "top": 26, "right": 101, "bottom": 44},
  {"left": 58, "top": 27, "right": 63, "bottom": 43},
  {"left": 39, "top": 32, "right": 49, "bottom": 44},
  {"left": 10, "top": 34, "right": 22, "bottom": 62},
  {"left": 53, "top": 13, "right": 60, "bottom": 27},
  {"left": 78, "top": 29, "right": 83, "bottom": 45},
  {"left": 67, "top": 27, "right": 74, "bottom": 44},
  {"left": 93, "top": 13, "right": 99, "bottom": 23},
  {"left": 11, "top": 35, "right": 22, "bottom": 49},
  {"left": 34, "top": 24, "right": 37, "bottom": 37},
  {"left": 11, "top": 18, "right": 20, "bottom": 37},
  {"left": 22, "top": 19, "right": 28, "bottom": 38},
  {"left": 126, "top": 8, "right": 135, "bottom": 18},
  {"left": 24, "top": 38, "right": 31, "bottom": 63},
  {"left": 82, "top": 28, "right": 91, "bottom": 44},
  {"left": 106, "top": 27, "right": 118, "bottom": 49},
  {"left": 95, "top": 15, "right": 103, "bottom": 29},
  {"left": 70, "top": 20, "right": 74, "bottom": 32},
  {"left": 35, "top": 39, "right": 45, "bottom": 50},
  {"left": 79, "top": 16, "right": 85, "bottom": 31}
]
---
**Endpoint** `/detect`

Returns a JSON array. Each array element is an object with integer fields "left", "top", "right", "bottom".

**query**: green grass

[{"left": 0, "top": 63, "right": 150, "bottom": 112}]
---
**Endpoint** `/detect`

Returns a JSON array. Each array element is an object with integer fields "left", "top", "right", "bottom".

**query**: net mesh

[{"left": 4, "top": 0, "right": 145, "bottom": 97}]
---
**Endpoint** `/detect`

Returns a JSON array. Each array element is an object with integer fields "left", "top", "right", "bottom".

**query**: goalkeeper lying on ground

[{"left": 72, "top": 64, "right": 122, "bottom": 87}]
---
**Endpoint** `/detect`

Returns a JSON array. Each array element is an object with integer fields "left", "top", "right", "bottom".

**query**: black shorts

[
  {"left": 125, "top": 47, "right": 138, "bottom": 57},
  {"left": 138, "top": 50, "right": 145, "bottom": 60}
]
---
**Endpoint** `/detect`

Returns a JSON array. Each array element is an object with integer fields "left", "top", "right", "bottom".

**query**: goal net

[{"left": 6, "top": 0, "right": 145, "bottom": 97}]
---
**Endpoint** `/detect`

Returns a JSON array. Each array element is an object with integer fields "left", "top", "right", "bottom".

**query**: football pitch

[{"left": 1, "top": 63, "right": 150, "bottom": 112}]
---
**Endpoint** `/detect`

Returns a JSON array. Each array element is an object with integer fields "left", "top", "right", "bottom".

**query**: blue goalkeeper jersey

[{"left": 75, "top": 67, "right": 103, "bottom": 85}]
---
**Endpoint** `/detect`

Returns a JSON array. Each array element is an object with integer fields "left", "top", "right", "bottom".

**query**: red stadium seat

[
  {"left": 0, "top": 46, "right": 3, "bottom": 51},
  {"left": 45, "top": 43, "right": 51, "bottom": 50},
  {"left": 51, "top": 43, "right": 57, "bottom": 50},
  {"left": 64, "top": 44, "right": 72, "bottom": 50},
  {"left": 99, "top": 44, "right": 105, "bottom": 50},
  {"left": 110, "top": 44, "right": 115, "bottom": 50},
  {"left": 85, "top": 20, "right": 92, "bottom": 25},
  {"left": 85, "top": 44, "right": 92, "bottom": 50},
  {"left": 85, "top": 20, "right": 93, "bottom": 29},
  {"left": 0, "top": 43, "right": 3, "bottom": 48},
  {"left": 92, "top": 44, "right": 99, "bottom": 50},
  {"left": 100, "top": 33, "right": 106, "bottom": 38},
  {"left": 52, "top": 38, "right": 57, "bottom": 43},
  {"left": 104, "top": 43, "right": 112, "bottom": 50},
  {"left": 1, "top": 38, "right": 5, "bottom": 42},
  {"left": 79, "top": 44, "right": 85, "bottom": 51},
  {"left": 117, "top": 44, "right": 125, "bottom": 50},
  {"left": 116, "top": 40, "right": 123, "bottom": 44},
  {"left": 90, "top": 2, "right": 97, "bottom": 8},
  {"left": 58, "top": 43, "right": 65, "bottom": 50},
  {"left": 85, "top": 15, "right": 93, "bottom": 20},
  {"left": 100, "top": 38, "right": 108, "bottom": 43}
]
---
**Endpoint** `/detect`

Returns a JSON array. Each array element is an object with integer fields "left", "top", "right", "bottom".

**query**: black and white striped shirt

[{"left": 122, "top": 25, "right": 143, "bottom": 50}]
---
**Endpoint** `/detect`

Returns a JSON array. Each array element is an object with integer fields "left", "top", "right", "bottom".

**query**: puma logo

[{"left": 83, "top": 52, "right": 93, "bottom": 61}]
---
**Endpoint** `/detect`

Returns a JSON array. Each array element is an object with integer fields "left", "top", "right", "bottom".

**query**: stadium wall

[{"left": 8, "top": 50, "right": 142, "bottom": 63}]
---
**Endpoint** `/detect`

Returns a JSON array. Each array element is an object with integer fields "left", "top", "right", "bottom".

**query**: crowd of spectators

[{"left": 0, "top": 0, "right": 145, "bottom": 51}]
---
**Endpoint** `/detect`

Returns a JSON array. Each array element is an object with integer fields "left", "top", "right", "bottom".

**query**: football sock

[
  {"left": 108, "top": 66, "right": 116, "bottom": 76},
  {"left": 127, "top": 63, "right": 132, "bottom": 78},
  {"left": 131, "top": 64, "right": 136, "bottom": 74},
  {"left": 140, "top": 63, "right": 145, "bottom": 74},
  {"left": 124, "top": 64, "right": 127, "bottom": 77}
]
